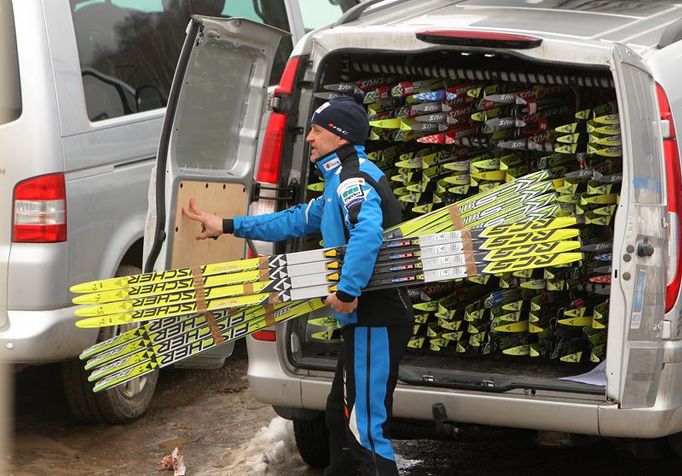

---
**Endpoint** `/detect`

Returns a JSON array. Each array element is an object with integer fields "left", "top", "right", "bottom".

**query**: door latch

[{"left": 637, "top": 242, "right": 655, "bottom": 257}]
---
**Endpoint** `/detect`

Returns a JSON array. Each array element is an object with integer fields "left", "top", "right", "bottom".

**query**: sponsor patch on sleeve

[{"left": 337, "top": 178, "right": 366, "bottom": 210}]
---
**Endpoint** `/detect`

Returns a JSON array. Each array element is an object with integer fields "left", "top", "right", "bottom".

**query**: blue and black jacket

[{"left": 233, "top": 144, "right": 413, "bottom": 328}]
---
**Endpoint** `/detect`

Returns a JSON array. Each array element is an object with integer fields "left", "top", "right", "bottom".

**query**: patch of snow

[
  {"left": 216, "top": 417, "right": 311, "bottom": 475},
  {"left": 396, "top": 454, "right": 422, "bottom": 471},
  {"left": 212, "top": 417, "right": 422, "bottom": 475}
]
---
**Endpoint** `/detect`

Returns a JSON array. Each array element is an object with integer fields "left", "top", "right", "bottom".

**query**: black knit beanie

[{"left": 310, "top": 96, "right": 369, "bottom": 145}]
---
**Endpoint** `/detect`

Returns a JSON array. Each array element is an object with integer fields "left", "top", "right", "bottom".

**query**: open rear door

[
  {"left": 144, "top": 16, "right": 287, "bottom": 364},
  {"left": 148, "top": 16, "right": 287, "bottom": 271},
  {"left": 607, "top": 44, "right": 667, "bottom": 409}
]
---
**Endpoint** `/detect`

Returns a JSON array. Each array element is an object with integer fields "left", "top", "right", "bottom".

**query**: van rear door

[
  {"left": 0, "top": 0, "right": 21, "bottom": 331},
  {"left": 144, "top": 17, "right": 287, "bottom": 360},
  {"left": 607, "top": 43, "right": 667, "bottom": 409}
]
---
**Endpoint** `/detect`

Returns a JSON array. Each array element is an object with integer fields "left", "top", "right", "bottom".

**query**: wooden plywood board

[{"left": 171, "top": 180, "right": 248, "bottom": 269}]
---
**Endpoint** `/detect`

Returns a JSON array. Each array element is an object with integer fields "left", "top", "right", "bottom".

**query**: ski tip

[
  {"left": 75, "top": 314, "right": 129, "bottom": 329},
  {"left": 74, "top": 305, "right": 111, "bottom": 318},
  {"left": 73, "top": 291, "right": 122, "bottom": 305},
  {"left": 70, "top": 277, "right": 127, "bottom": 294},
  {"left": 87, "top": 371, "right": 102, "bottom": 382},
  {"left": 73, "top": 294, "right": 93, "bottom": 305},
  {"left": 70, "top": 281, "right": 103, "bottom": 294},
  {"left": 75, "top": 317, "right": 100, "bottom": 328},
  {"left": 84, "top": 359, "right": 102, "bottom": 371}
]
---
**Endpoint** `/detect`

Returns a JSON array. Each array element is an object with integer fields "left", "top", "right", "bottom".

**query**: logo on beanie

[
  {"left": 315, "top": 102, "right": 331, "bottom": 114},
  {"left": 328, "top": 122, "right": 349, "bottom": 136}
]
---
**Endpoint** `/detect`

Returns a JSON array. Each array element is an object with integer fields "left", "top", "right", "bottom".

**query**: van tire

[
  {"left": 61, "top": 263, "right": 159, "bottom": 424},
  {"left": 293, "top": 415, "right": 330, "bottom": 468},
  {"left": 667, "top": 432, "right": 682, "bottom": 458}
]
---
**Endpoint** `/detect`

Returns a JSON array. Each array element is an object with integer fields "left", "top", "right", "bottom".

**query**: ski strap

[
  {"left": 445, "top": 204, "right": 476, "bottom": 276},
  {"left": 460, "top": 228, "right": 477, "bottom": 277},
  {"left": 191, "top": 267, "right": 224, "bottom": 346},
  {"left": 263, "top": 303, "right": 276, "bottom": 327},
  {"left": 447, "top": 203, "right": 465, "bottom": 229}
]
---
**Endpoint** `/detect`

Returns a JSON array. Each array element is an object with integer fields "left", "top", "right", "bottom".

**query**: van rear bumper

[
  {"left": 248, "top": 336, "right": 682, "bottom": 439},
  {"left": 247, "top": 337, "right": 305, "bottom": 407},
  {"left": 0, "top": 307, "right": 97, "bottom": 363}
]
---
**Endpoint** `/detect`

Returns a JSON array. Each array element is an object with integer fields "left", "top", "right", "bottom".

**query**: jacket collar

[{"left": 315, "top": 144, "right": 365, "bottom": 179}]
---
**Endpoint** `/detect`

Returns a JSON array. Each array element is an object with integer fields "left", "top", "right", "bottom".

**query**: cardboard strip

[
  {"left": 448, "top": 203, "right": 465, "bottom": 230},
  {"left": 460, "top": 228, "right": 478, "bottom": 277},
  {"left": 191, "top": 267, "right": 224, "bottom": 346},
  {"left": 263, "top": 304, "right": 277, "bottom": 327},
  {"left": 267, "top": 292, "right": 281, "bottom": 305},
  {"left": 204, "top": 311, "right": 225, "bottom": 346},
  {"left": 446, "top": 203, "right": 478, "bottom": 275}
]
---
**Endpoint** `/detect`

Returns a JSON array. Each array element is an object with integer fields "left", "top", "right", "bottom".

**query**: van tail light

[
  {"left": 257, "top": 112, "right": 288, "bottom": 184},
  {"left": 415, "top": 30, "right": 543, "bottom": 49},
  {"left": 12, "top": 173, "right": 67, "bottom": 243},
  {"left": 250, "top": 56, "right": 303, "bottom": 256},
  {"left": 252, "top": 330, "right": 277, "bottom": 342},
  {"left": 255, "top": 55, "right": 302, "bottom": 184},
  {"left": 658, "top": 83, "right": 682, "bottom": 312}
]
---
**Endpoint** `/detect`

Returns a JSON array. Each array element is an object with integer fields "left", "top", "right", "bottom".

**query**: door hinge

[
  {"left": 267, "top": 94, "right": 280, "bottom": 112},
  {"left": 253, "top": 181, "right": 297, "bottom": 204}
]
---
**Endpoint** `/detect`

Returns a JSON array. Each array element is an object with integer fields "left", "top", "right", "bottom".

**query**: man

[{"left": 183, "top": 96, "right": 414, "bottom": 476}]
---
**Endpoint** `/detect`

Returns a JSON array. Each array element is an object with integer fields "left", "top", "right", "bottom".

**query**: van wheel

[
  {"left": 61, "top": 263, "right": 159, "bottom": 424},
  {"left": 667, "top": 432, "right": 682, "bottom": 458},
  {"left": 293, "top": 414, "right": 330, "bottom": 468}
]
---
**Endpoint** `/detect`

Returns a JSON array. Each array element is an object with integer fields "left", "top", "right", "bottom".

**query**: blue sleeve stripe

[{"left": 304, "top": 198, "right": 316, "bottom": 224}]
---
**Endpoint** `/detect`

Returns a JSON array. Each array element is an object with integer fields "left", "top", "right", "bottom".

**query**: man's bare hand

[
  {"left": 181, "top": 197, "right": 224, "bottom": 240},
  {"left": 325, "top": 293, "right": 358, "bottom": 314}
]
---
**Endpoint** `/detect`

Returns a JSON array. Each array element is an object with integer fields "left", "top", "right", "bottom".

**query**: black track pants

[{"left": 324, "top": 325, "right": 412, "bottom": 476}]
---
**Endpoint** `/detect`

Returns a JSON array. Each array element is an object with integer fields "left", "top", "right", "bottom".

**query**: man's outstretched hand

[
  {"left": 182, "top": 197, "right": 224, "bottom": 240},
  {"left": 325, "top": 293, "right": 358, "bottom": 314}
]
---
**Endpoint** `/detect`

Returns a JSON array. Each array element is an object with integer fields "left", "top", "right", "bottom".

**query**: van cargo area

[{"left": 287, "top": 48, "right": 622, "bottom": 396}]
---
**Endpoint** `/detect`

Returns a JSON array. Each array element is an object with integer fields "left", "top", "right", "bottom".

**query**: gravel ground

[
  {"left": 7, "top": 340, "right": 680, "bottom": 475},
  {"left": 8, "top": 342, "right": 301, "bottom": 475}
]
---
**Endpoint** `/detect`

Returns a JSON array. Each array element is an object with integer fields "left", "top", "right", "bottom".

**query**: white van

[
  {"left": 0, "top": 0, "right": 357, "bottom": 424},
  {"left": 147, "top": 0, "right": 682, "bottom": 465}
]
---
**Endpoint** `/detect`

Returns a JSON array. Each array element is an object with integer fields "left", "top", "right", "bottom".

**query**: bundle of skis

[
  {"left": 76, "top": 216, "right": 580, "bottom": 392},
  {"left": 74, "top": 171, "right": 578, "bottom": 392}
]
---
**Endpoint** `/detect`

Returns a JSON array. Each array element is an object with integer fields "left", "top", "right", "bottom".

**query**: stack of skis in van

[
  {"left": 308, "top": 78, "right": 620, "bottom": 362},
  {"left": 71, "top": 77, "right": 621, "bottom": 393}
]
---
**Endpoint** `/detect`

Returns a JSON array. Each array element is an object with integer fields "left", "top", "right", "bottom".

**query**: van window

[
  {"left": 0, "top": 0, "right": 21, "bottom": 125},
  {"left": 221, "top": 0, "right": 293, "bottom": 86},
  {"left": 296, "top": 0, "right": 357, "bottom": 32},
  {"left": 70, "top": 0, "right": 292, "bottom": 122}
]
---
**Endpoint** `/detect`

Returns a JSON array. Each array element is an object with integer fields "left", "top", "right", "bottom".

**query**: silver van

[
  {"left": 0, "top": 0, "right": 357, "bottom": 424},
  {"left": 148, "top": 0, "right": 682, "bottom": 465}
]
